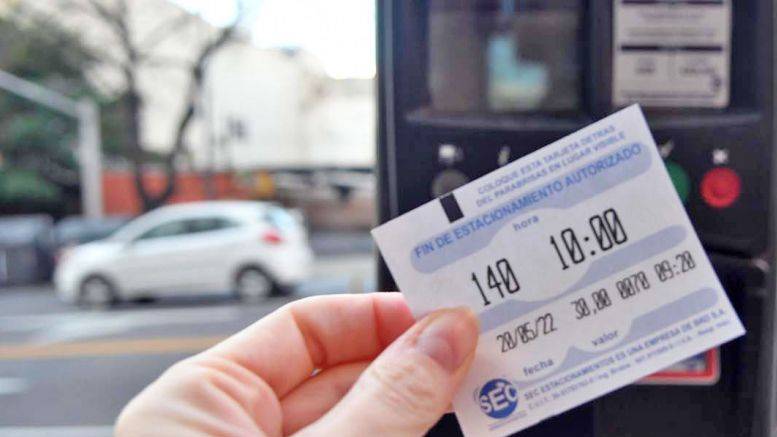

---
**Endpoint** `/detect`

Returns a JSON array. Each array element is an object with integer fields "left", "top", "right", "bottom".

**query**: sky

[{"left": 169, "top": 0, "right": 376, "bottom": 79}]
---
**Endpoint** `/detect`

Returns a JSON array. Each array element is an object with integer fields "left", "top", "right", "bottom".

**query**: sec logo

[{"left": 478, "top": 378, "right": 519, "bottom": 419}]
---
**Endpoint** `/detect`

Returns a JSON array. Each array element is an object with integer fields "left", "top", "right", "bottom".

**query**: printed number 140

[{"left": 471, "top": 259, "right": 520, "bottom": 306}]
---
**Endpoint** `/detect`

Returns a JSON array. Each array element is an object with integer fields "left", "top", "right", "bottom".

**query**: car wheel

[
  {"left": 235, "top": 268, "right": 275, "bottom": 303},
  {"left": 78, "top": 275, "right": 117, "bottom": 310}
]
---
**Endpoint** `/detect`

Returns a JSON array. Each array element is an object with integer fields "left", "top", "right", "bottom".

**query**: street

[{"left": 0, "top": 247, "right": 375, "bottom": 436}]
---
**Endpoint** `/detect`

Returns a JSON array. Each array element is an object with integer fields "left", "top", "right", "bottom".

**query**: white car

[{"left": 54, "top": 201, "right": 313, "bottom": 307}]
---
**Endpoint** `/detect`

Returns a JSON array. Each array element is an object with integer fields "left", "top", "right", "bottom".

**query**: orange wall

[{"left": 102, "top": 170, "right": 251, "bottom": 215}]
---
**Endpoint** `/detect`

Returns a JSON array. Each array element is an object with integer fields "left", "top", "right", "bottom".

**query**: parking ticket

[{"left": 371, "top": 105, "right": 745, "bottom": 436}]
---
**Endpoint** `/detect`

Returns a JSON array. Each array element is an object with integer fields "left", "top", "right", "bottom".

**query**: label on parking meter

[
  {"left": 372, "top": 105, "right": 744, "bottom": 436},
  {"left": 613, "top": 0, "right": 731, "bottom": 108}
]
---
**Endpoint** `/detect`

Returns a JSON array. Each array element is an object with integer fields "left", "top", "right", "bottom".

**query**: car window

[
  {"left": 264, "top": 208, "right": 298, "bottom": 231},
  {"left": 187, "top": 217, "right": 239, "bottom": 234},
  {"left": 135, "top": 220, "right": 190, "bottom": 241}
]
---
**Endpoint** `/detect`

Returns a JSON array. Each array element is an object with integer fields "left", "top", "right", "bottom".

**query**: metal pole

[
  {"left": 77, "top": 99, "right": 103, "bottom": 218},
  {"left": 0, "top": 70, "right": 79, "bottom": 117},
  {"left": 0, "top": 69, "right": 103, "bottom": 218}
]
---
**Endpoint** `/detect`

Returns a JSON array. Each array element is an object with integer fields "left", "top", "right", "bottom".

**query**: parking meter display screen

[{"left": 428, "top": 0, "right": 583, "bottom": 113}]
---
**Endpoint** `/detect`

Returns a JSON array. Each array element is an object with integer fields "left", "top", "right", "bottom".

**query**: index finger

[{"left": 203, "top": 293, "right": 416, "bottom": 398}]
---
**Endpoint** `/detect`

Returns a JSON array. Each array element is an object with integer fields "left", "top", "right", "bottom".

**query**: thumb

[{"left": 297, "top": 307, "right": 479, "bottom": 437}]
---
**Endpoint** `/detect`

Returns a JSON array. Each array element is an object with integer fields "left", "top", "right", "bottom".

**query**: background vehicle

[
  {"left": 0, "top": 215, "right": 54, "bottom": 286},
  {"left": 50, "top": 216, "right": 131, "bottom": 262},
  {"left": 54, "top": 201, "right": 313, "bottom": 307}
]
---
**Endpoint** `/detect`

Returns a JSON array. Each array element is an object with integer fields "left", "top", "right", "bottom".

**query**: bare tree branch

[
  {"left": 115, "top": 0, "right": 128, "bottom": 18},
  {"left": 82, "top": 0, "right": 124, "bottom": 34},
  {"left": 90, "top": 47, "right": 128, "bottom": 69},
  {"left": 151, "top": 7, "right": 244, "bottom": 205},
  {"left": 172, "top": 15, "right": 243, "bottom": 160},
  {"left": 57, "top": 0, "right": 248, "bottom": 210},
  {"left": 139, "top": 11, "right": 194, "bottom": 52},
  {"left": 57, "top": 0, "right": 106, "bottom": 21},
  {"left": 141, "top": 56, "right": 192, "bottom": 71}
]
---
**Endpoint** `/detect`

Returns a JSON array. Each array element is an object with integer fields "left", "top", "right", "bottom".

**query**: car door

[
  {"left": 113, "top": 218, "right": 203, "bottom": 294},
  {"left": 174, "top": 216, "right": 245, "bottom": 292}
]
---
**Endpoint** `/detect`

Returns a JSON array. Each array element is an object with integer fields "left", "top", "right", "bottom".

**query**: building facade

[{"left": 2, "top": 0, "right": 375, "bottom": 171}]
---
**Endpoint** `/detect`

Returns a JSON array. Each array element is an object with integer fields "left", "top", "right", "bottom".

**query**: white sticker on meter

[
  {"left": 372, "top": 105, "right": 744, "bottom": 436},
  {"left": 613, "top": 0, "right": 731, "bottom": 108}
]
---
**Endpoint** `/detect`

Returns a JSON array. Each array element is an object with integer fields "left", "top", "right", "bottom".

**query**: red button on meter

[{"left": 700, "top": 167, "right": 741, "bottom": 209}]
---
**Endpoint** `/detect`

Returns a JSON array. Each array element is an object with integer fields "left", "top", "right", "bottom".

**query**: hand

[{"left": 116, "top": 293, "right": 479, "bottom": 437}]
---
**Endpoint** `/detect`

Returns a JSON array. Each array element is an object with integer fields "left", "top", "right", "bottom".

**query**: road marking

[
  {"left": 0, "top": 306, "right": 243, "bottom": 334},
  {"left": 28, "top": 307, "right": 242, "bottom": 345},
  {"left": 0, "top": 426, "right": 112, "bottom": 436},
  {"left": 0, "top": 336, "right": 226, "bottom": 361},
  {"left": 0, "top": 377, "right": 28, "bottom": 395}
]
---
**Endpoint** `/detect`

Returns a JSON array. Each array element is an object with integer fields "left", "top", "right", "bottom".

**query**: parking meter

[{"left": 376, "top": 1, "right": 777, "bottom": 436}]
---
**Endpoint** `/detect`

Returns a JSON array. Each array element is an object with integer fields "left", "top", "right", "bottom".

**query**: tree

[
  {"left": 0, "top": 7, "right": 108, "bottom": 216},
  {"left": 58, "top": 0, "right": 247, "bottom": 211}
]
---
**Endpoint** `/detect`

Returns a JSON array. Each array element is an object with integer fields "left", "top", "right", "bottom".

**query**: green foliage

[
  {"left": 0, "top": 9, "right": 94, "bottom": 86},
  {"left": 0, "top": 168, "right": 60, "bottom": 203},
  {"left": 0, "top": 6, "right": 121, "bottom": 214}
]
